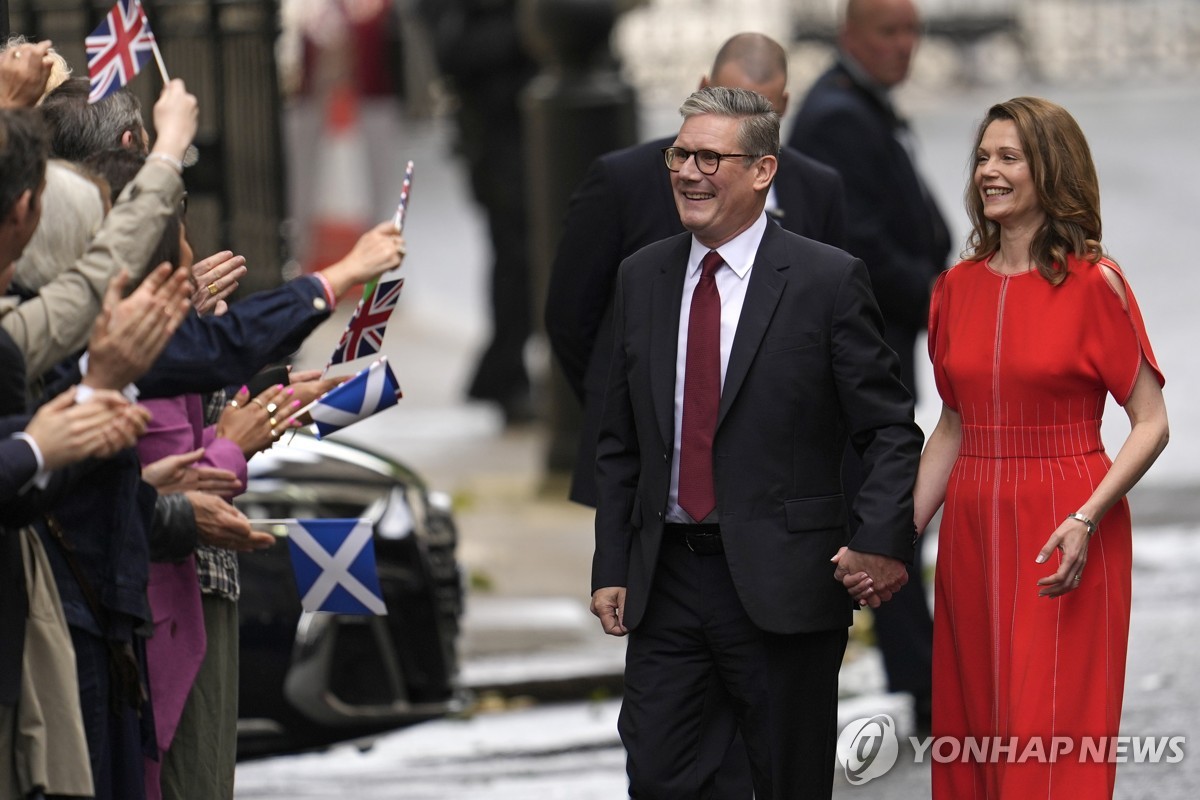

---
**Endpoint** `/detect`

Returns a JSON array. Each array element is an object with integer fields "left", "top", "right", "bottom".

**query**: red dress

[{"left": 927, "top": 255, "right": 1163, "bottom": 799}]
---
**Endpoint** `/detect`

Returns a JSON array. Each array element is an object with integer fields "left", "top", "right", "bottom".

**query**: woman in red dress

[{"left": 913, "top": 97, "right": 1169, "bottom": 798}]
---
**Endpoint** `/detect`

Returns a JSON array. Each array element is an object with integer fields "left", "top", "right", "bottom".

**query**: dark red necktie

[{"left": 678, "top": 250, "right": 723, "bottom": 523}]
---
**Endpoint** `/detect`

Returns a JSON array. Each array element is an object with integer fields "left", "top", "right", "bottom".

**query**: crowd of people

[
  {"left": 1, "top": 34, "right": 405, "bottom": 800},
  {"left": 2, "top": 0, "right": 1174, "bottom": 797}
]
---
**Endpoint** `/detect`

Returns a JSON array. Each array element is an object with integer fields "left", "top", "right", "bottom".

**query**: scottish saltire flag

[
  {"left": 284, "top": 519, "right": 386, "bottom": 615},
  {"left": 311, "top": 357, "right": 402, "bottom": 439},
  {"left": 86, "top": 0, "right": 157, "bottom": 103},
  {"left": 327, "top": 278, "right": 404, "bottom": 367}
]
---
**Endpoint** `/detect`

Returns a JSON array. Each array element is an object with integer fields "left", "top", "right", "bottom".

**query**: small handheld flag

[
  {"left": 391, "top": 161, "right": 414, "bottom": 233},
  {"left": 86, "top": 0, "right": 166, "bottom": 103},
  {"left": 327, "top": 278, "right": 404, "bottom": 368},
  {"left": 278, "top": 518, "right": 387, "bottom": 615},
  {"left": 309, "top": 357, "right": 402, "bottom": 439}
]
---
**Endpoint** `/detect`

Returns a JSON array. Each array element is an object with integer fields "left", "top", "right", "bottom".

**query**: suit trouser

[{"left": 619, "top": 541, "right": 847, "bottom": 800}]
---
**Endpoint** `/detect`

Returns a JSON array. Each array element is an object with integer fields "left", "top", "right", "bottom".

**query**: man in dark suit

[
  {"left": 590, "top": 86, "right": 922, "bottom": 798},
  {"left": 546, "top": 32, "right": 846, "bottom": 508},
  {"left": 789, "top": 0, "right": 949, "bottom": 729}
]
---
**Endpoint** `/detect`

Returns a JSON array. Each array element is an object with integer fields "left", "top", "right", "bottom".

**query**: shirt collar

[{"left": 688, "top": 211, "right": 769, "bottom": 280}]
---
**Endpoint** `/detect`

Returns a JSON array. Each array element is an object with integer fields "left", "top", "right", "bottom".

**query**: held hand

[
  {"left": 185, "top": 491, "right": 274, "bottom": 552},
  {"left": 84, "top": 265, "right": 192, "bottom": 391},
  {"left": 590, "top": 586, "right": 628, "bottom": 637},
  {"left": 833, "top": 549, "right": 908, "bottom": 608},
  {"left": 830, "top": 546, "right": 877, "bottom": 606},
  {"left": 321, "top": 221, "right": 406, "bottom": 297},
  {"left": 0, "top": 40, "right": 55, "bottom": 109},
  {"left": 1035, "top": 517, "right": 1092, "bottom": 598},
  {"left": 190, "top": 251, "right": 245, "bottom": 316},
  {"left": 150, "top": 79, "right": 199, "bottom": 161}
]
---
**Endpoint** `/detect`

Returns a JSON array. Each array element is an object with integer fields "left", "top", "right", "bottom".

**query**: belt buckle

[{"left": 685, "top": 533, "right": 697, "bottom": 553}]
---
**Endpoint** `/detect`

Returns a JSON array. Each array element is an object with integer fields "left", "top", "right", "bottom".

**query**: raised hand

[
  {"left": 0, "top": 40, "right": 54, "bottom": 109},
  {"left": 320, "top": 221, "right": 406, "bottom": 297},
  {"left": 190, "top": 251, "right": 246, "bottom": 316},
  {"left": 217, "top": 383, "right": 300, "bottom": 456},
  {"left": 84, "top": 265, "right": 192, "bottom": 391},
  {"left": 150, "top": 79, "right": 199, "bottom": 163}
]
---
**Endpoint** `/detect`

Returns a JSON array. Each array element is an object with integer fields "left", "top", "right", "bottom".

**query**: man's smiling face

[{"left": 670, "top": 114, "right": 773, "bottom": 249}]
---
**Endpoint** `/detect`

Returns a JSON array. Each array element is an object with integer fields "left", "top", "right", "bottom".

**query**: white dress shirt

[{"left": 666, "top": 211, "right": 769, "bottom": 523}]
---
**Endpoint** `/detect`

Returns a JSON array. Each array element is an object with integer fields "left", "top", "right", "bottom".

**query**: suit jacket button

[{"left": 312, "top": 297, "right": 328, "bottom": 311}]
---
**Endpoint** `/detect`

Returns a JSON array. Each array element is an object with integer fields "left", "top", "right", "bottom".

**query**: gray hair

[
  {"left": 679, "top": 86, "right": 780, "bottom": 158},
  {"left": 39, "top": 78, "right": 147, "bottom": 162}
]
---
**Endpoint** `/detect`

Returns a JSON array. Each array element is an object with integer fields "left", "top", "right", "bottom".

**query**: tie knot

[{"left": 700, "top": 250, "right": 723, "bottom": 279}]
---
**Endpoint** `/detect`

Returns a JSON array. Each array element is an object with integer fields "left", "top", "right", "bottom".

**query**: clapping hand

[
  {"left": 141, "top": 448, "right": 243, "bottom": 496},
  {"left": 84, "top": 265, "right": 192, "bottom": 391}
]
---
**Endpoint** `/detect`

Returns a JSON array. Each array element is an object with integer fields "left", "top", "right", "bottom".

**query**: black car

[{"left": 233, "top": 433, "right": 466, "bottom": 757}]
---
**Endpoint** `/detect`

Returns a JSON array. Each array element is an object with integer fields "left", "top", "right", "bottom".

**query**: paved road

[{"left": 243, "top": 67, "right": 1200, "bottom": 798}]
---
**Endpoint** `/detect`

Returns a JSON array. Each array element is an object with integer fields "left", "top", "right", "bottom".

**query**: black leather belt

[{"left": 663, "top": 523, "right": 724, "bottom": 555}]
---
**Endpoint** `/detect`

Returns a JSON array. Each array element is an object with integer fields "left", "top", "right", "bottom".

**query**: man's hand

[
  {"left": 321, "top": 221, "right": 406, "bottom": 297},
  {"left": 832, "top": 547, "right": 909, "bottom": 608},
  {"left": 24, "top": 386, "right": 148, "bottom": 469},
  {"left": 142, "top": 448, "right": 243, "bottom": 496},
  {"left": 84, "top": 265, "right": 192, "bottom": 391},
  {"left": 150, "top": 79, "right": 199, "bottom": 162},
  {"left": 185, "top": 491, "right": 274, "bottom": 552},
  {"left": 0, "top": 41, "right": 54, "bottom": 109},
  {"left": 590, "top": 586, "right": 629, "bottom": 637},
  {"left": 190, "top": 251, "right": 246, "bottom": 316}
]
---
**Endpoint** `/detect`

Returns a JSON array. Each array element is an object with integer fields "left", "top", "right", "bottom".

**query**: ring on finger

[
  {"left": 265, "top": 402, "right": 278, "bottom": 415},
  {"left": 1072, "top": 574, "right": 1082, "bottom": 583},
  {"left": 229, "top": 399, "right": 239, "bottom": 409},
  {"left": 269, "top": 416, "right": 277, "bottom": 427},
  {"left": 251, "top": 398, "right": 266, "bottom": 410},
  {"left": 207, "top": 282, "right": 220, "bottom": 296}
]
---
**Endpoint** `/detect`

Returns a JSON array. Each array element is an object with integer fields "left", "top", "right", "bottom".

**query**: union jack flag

[
  {"left": 327, "top": 278, "right": 405, "bottom": 367},
  {"left": 86, "top": 0, "right": 157, "bottom": 104}
]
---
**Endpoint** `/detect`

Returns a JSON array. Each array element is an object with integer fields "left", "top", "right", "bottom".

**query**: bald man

[
  {"left": 546, "top": 32, "right": 846, "bottom": 509},
  {"left": 789, "top": 0, "right": 948, "bottom": 732}
]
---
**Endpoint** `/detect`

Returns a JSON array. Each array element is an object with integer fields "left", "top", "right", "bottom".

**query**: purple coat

[{"left": 137, "top": 394, "right": 246, "bottom": 799}]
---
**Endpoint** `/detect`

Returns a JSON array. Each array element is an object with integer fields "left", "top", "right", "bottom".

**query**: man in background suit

[
  {"left": 590, "top": 86, "right": 921, "bottom": 798},
  {"left": 789, "top": 0, "right": 949, "bottom": 730},
  {"left": 546, "top": 32, "right": 847, "bottom": 508}
]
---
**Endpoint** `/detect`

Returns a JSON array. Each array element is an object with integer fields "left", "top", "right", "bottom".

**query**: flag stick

[
  {"left": 143, "top": 14, "right": 170, "bottom": 84},
  {"left": 365, "top": 161, "right": 414, "bottom": 301}
]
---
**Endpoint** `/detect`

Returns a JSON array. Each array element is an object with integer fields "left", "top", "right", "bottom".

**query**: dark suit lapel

[
  {"left": 650, "top": 237, "right": 689, "bottom": 449},
  {"left": 717, "top": 224, "right": 788, "bottom": 429}
]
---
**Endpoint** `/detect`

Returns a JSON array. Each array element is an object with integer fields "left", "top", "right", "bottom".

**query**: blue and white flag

[
  {"left": 281, "top": 518, "right": 387, "bottom": 615},
  {"left": 311, "top": 357, "right": 401, "bottom": 439}
]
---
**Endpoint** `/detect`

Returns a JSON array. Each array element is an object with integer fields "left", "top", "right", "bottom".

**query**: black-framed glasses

[{"left": 662, "top": 146, "right": 758, "bottom": 175}]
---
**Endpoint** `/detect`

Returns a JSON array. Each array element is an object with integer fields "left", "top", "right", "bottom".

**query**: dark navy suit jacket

[
  {"left": 788, "top": 61, "right": 951, "bottom": 394},
  {"left": 546, "top": 136, "right": 847, "bottom": 506}
]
